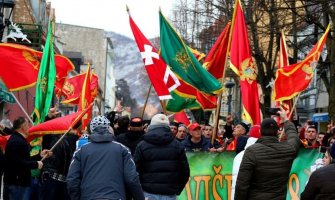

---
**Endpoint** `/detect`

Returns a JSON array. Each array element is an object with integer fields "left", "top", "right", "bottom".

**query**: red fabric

[
  {"left": 226, "top": 138, "right": 237, "bottom": 151},
  {"left": 27, "top": 103, "right": 94, "bottom": 141},
  {"left": 0, "top": 43, "right": 74, "bottom": 92},
  {"left": 27, "top": 112, "right": 80, "bottom": 142},
  {"left": 249, "top": 125, "right": 261, "bottom": 138},
  {"left": 203, "top": 22, "right": 231, "bottom": 80},
  {"left": 174, "top": 111, "right": 190, "bottom": 126},
  {"left": 61, "top": 72, "right": 98, "bottom": 104},
  {"left": 229, "top": 0, "right": 261, "bottom": 125},
  {"left": 78, "top": 66, "right": 93, "bottom": 130},
  {"left": 0, "top": 135, "right": 10, "bottom": 150},
  {"left": 130, "top": 15, "right": 174, "bottom": 100},
  {"left": 273, "top": 25, "right": 330, "bottom": 101}
]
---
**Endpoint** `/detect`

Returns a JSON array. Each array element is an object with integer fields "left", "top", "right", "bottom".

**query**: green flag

[
  {"left": 166, "top": 90, "right": 200, "bottom": 112},
  {"left": 159, "top": 11, "right": 223, "bottom": 95},
  {"left": 32, "top": 21, "right": 56, "bottom": 125}
]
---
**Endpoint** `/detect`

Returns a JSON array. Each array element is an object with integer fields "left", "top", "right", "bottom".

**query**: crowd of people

[{"left": 0, "top": 106, "right": 334, "bottom": 200}]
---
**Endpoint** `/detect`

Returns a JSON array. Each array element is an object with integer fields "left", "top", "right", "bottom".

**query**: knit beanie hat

[
  {"left": 150, "top": 114, "right": 170, "bottom": 126},
  {"left": 90, "top": 115, "right": 111, "bottom": 132}
]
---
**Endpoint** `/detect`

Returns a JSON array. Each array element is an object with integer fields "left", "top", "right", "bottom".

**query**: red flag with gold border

[
  {"left": 0, "top": 43, "right": 74, "bottom": 92},
  {"left": 204, "top": 22, "right": 231, "bottom": 80},
  {"left": 229, "top": 0, "right": 261, "bottom": 125},
  {"left": 273, "top": 25, "right": 330, "bottom": 101},
  {"left": 61, "top": 72, "right": 98, "bottom": 105},
  {"left": 275, "top": 32, "right": 292, "bottom": 121},
  {"left": 78, "top": 65, "right": 93, "bottom": 129}
]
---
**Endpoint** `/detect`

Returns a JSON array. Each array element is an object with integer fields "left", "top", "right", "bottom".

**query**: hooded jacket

[
  {"left": 67, "top": 127, "right": 144, "bottom": 200},
  {"left": 134, "top": 124, "right": 190, "bottom": 195}
]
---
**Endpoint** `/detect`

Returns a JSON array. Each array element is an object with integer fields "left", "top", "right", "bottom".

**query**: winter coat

[
  {"left": 235, "top": 121, "right": 300, "bottom": 200},
  {"left": 182, "top": 135, "right": 213, "bottom": 152},
  {"left": 301, "top": 162, "right": 335, "bottom": 200},
  {"left": 134, "top": 125, "right": 190, "bottom": 195},
  {"left": 66, "top": 127, "right": 144, "bottom": 200},
  {"left": 115, "top": 130, "right": 144, "bottom": 156},
  {"left": 4, "top": 132, "right": 39, "bottom": 186}
]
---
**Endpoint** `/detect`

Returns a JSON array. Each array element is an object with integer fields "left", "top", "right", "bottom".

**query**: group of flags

[
  {"left": 0, "top": 0, "right": 331, "bottom": 148},
  {"left": 130, "top": 0, "right": 330, "bottom": 126},
  {"left": 0, "top": 20, "right": 99, "bottom": 148}
]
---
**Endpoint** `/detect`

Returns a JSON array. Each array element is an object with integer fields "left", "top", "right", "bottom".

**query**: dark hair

[
  {"left": 117, "top": 116, "right": 130, "bottom": 130},
  {"left": 13, "top": 117, "right": 26, "bottom": 130}
]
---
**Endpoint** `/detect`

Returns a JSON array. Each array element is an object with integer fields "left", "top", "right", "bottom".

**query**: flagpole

[
  {"left": 40, "top": 103, "right": 93, "bottom": 161},
  {"left": 10, "top": 92, "right": 34, "bottom": 124},
  {"left": 278, "top": 92, "right": 301, "bottom": 141},
  {"left": 212, "top": 0, "right": 239, "bottom": 144},
  {"left": 141, "top": 84, "right": 152, "bottom": 118}
]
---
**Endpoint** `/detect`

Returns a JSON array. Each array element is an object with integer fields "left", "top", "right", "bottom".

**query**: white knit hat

[
  {"left": 150, "top": 114, "right": 169, "bottom": 126},
  {"left": 90, "top": 115, "right": 111, "bottom": 132}
]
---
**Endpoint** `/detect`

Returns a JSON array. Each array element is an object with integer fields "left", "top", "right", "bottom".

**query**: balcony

[{"left": 5, "top": 23, "right": 43, "bottom": 50}]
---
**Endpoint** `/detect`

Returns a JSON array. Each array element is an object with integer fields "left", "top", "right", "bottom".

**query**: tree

[{"left": 171, "top": 0, "right": 333, "bottom": 119}]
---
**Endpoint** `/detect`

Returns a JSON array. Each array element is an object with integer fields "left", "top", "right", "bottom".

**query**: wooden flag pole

[
  {"left": 212, "top": 1, "right": 238, "bottom": 144},
  {"left": 141, "top": 84, "right": 152, "bottom": 118},
  {"left": 10, "top": 92, "right": 34, "bottom": 125},
  {"left": 40, "top": 103, "right": 93, "bottom": 161}
]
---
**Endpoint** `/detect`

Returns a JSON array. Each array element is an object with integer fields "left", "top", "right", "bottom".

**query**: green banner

[{"left": 178, "top": 148, "right": 321, "bottom": 200}]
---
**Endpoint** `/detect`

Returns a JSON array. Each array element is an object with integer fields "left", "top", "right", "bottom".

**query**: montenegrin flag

[
  {"left": 61, "top": 72, "right": 98, "bottom": 105},
  {"left": 229, "top": 0, "right": 261, "bottom": 125},
  {"left": 203, "top": 22, "right": 231, "bottom": 81},
  {"left": 129, "top": 14, "right": 180, "bottom": 100},
  {"left": 273, "top": 24, "right": 330, "bottom": 101},
  {"left": 0, "top": 43, "right": 74, "bottom": 92},
  {"left": 78, "top": 64, "right": 93, "bottom": 130}
]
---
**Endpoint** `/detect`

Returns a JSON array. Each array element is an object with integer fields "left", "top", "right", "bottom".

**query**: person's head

[
  {"left": 202, "top": 124, "right": 213, "bottom": 139},
  {"left": 233, "top": 122, "right": 249, "bottom": 138},
  {"left": 117, "top": 116, "right": 130, "bottom": 131},
  {"left": 189, "top": 122, "right": 202, "bottom": 140},
  {"left": 13, "top": 117, "right": 29, "bottom": 136},
  {"left": 317, "top": 132, "right": 325, "bottom": 145},
  {"left": 170, "top": 122, "right": 179, "bottom": 135},
  {"left": 89, "top": 115, "right": 113, "bottom": 135},
  {"left": 260, "top": 118, "right": 279, "bottom": 136},
  {"left": 176, "top": 124, "right": 188, "bottom": 140},
  {"left": 328, "top": 137, "right": 335, "bottom": 147},
  {"left": 306, "top": 125, "right": 318, "bottom": 142},
  {"left": 129, "top": 117, "right": 144, "bottom": 132},
  {"left": 148, "top": 114, "right": 170, "bottom": 131},
  {"left": 324, "top": 143, "right": 335, "bottom": 166}
]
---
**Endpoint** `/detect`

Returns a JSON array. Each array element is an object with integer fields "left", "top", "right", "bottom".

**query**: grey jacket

[
  {"left": 235, "top": 121, "right": 300, "bottom": 200},
  {"left": 67, "top": 127, "right": 144, "bottom": 200}
]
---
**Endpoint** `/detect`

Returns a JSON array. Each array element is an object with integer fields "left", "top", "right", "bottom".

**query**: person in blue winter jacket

[{"left": 66, "top": 115, "right": 145, "bottom": 200}]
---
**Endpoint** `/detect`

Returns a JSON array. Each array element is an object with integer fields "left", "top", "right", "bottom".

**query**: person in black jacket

[
  {"left": 134, "top": 113, "right": 190, "bottom": 199},
  {"left": 301, "top": 143, "right": 335, "bottom": 200},
  {"left": 235, "top": 107, "right": 300, "bottom": 200},
  {"left": 115, "top": 117, "right": 145, "bottom": 156},
  {"left": 3, "top": 117, "right": 51, "bottom": 200},
  {"left": 67, "top": 115, "right": 144, "bottom": 200}
]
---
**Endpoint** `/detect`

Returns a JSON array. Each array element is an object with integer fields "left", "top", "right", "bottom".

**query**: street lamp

[
  {"left": 224, "top": 80, "right": 235, "bottom": 114},
  {"left": 0, "top": 0, "right": 15, "bottom": 41}
]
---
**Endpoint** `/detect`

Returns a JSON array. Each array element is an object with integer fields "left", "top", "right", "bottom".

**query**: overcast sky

[{"left": 50, "top": 0, "right": 174, "bottom": 39}]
